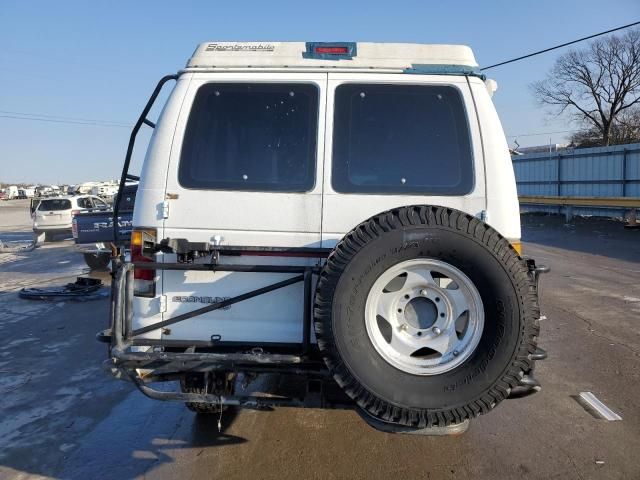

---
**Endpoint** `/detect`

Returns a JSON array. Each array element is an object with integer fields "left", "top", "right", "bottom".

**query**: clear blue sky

[{"left": 1, "top": 0, "right": 639, "bottom": 184}]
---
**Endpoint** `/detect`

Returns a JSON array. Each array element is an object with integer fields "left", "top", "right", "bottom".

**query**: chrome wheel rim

[{"left": 365, "top": 259, "right": 484, "bottom": 375}]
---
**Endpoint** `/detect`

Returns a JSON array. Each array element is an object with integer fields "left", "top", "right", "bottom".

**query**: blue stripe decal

[{"left": 404, "top": 64, "right": 486, "bottom": 79}]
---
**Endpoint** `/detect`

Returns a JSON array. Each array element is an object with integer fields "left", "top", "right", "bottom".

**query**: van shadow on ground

[
  {"left": 57, "top": 398, "right": 246, "bottom": 479},
  {"left": 521, "top": 213, "right": 640, "bottom": 263}
]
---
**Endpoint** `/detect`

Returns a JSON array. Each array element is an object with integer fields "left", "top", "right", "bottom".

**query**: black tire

[
  {"left": 314, "top": 206, "right": 540, "bottom": 428},
  {"left": 180, "top": 373, "right": 235, "bottom": 414},
  {"left": 83, "top": 252, "right": 111, "bottom": 270}
]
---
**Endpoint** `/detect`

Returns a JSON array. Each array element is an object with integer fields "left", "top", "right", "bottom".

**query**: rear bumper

[
  {"left": 102, "top": 252, "right": 549, "bottom": 408},
  {"left": 102, "top": 259, "right": 338, "bottom": 409},
  {"left": 102, "top": 255, "right": 331, "bottom": 407}
]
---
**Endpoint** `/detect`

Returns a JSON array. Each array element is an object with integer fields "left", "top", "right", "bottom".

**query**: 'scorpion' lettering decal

[{"left": 172, "top": 295, "right": 231, "bottom": 310}]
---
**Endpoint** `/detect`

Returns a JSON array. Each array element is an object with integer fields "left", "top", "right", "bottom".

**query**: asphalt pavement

[{"left": 0, "top": 200, "right": 639, "bottom": 480}]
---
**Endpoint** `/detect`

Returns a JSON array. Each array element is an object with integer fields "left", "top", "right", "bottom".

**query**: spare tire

[{"left": 314, "top": 206, "right": 540, "bottom": 428}]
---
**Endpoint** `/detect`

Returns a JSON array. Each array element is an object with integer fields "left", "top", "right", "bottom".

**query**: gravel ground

[{"left": 0, "top": 203, "right": 639, "bottom": 480}]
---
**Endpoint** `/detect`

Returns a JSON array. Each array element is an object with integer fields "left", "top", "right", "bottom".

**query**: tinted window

[
  {"left": 76, "top": 198, "right": 92, "bottom": 209},
  {"left": 38, "top": 199, "right": 71, "bottom": 211},
  {"left": 179, "top": 83, "right": 319, "bottom": 192},
  {"left": 332, "top": 84, "right": 474, "bottom": 195}
]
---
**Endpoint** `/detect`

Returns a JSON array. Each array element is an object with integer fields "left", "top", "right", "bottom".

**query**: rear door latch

[{"left": 159, "top": 295, "right": 167, "bottom": 313}]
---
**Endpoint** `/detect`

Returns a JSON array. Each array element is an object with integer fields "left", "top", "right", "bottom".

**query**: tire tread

[{"left": 314, "top": 205, "right": 540, "bottom": 428}]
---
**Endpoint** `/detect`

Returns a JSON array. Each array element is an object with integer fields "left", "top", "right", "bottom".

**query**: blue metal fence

[{"left": 512, "top": 142, "right": 640, "bottom": 217}]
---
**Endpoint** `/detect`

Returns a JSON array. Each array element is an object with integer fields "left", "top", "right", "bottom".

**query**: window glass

[
  {"left": 38, "top": 199, "right": 71, "bottom": 211},
  {"left": 331, "top": 84, "right": 474, "bottom": 195},
  {"left": 76, "top": 198, "right": 92, "bottom": 209},
  {"left": 93, "top": 198, "right": 108, "bottom": 209},
  {"left": 179, "top": 83, "right": 319, "bottom": 192}
]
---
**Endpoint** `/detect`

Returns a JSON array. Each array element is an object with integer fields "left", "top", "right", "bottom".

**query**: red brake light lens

[
  {"left": 315, "top": 46, "right": 349, "bottom": 54},
  {"left": 131, "top": 228, "right": 157, "bottom": 297}
]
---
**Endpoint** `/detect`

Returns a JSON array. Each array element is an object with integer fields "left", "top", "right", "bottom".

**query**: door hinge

[
  {"left": 162, "top": 200, "right": 170, "bottom": 219},
  {"left": 159, "top": 295, "right": 167, "bottom": 313}
]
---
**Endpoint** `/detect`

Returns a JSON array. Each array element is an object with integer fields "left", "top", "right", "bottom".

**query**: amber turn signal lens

[{"left": 510, "top": 240, "right": 522, "bottom": 256}]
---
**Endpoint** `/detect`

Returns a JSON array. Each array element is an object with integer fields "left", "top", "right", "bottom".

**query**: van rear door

[
  {"left": 321, "top": 73, "right": 486, "bottom": 245},
  {"left": 162, "top": 73, "right": 326, "bottom": 343}
]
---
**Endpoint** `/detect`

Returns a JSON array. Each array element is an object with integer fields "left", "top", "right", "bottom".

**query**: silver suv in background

[{"left": 32, "top": 195, "right": 109, "bottom": 242}]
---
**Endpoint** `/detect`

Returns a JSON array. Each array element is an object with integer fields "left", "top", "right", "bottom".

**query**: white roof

[{"left": 187, "top": 42, "right": 478, "bottom": 71}]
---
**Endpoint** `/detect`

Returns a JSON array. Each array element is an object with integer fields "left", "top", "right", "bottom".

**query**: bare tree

[
  {"left": 568, "top": 106, "right": 640, "bottom": 147},
  {"left": 532, "top": 29, "right": 640, "bottom": 146}
]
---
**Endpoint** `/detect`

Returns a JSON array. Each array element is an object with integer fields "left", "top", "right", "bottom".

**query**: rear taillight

[
  {"left": 72, "top": 218, "right": 78, "bottom": 239},
  {"left": 71, "top": 209, "right": 81, "bottom": 216},
  {"left": 131, "top": 228, "right": 157, "bottom": 297}
]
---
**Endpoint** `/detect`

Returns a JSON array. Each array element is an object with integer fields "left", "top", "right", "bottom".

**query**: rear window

[
  {"left": 38, "top": 199, "right": 71, "bottom": 211},
  {"left": 179, "top": 83, "right": 319, "bottom": 192},
  {"left": 332, "top": 84, "right": 474, "bottom": 195}
]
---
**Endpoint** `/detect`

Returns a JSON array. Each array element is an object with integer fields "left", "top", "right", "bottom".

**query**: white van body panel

[
  {"left": 133, "top": 76, "right": 192, "bottom": 230},
  {"left": 159, "top": 72, "right": 326, "bottom": 342},
  {"left": 131, "top": 76, "right": 191, "bottom": 339},
  {"left": 130, "top": 42, "right": 521, "bottom": 344},
  {"left": 467, "top": 77, "right": 521, "bottom": 240}
]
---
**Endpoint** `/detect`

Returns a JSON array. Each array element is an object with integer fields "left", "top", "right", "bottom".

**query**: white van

[{"left": 105, "top": 42, "right": 547, "bottom": 432}]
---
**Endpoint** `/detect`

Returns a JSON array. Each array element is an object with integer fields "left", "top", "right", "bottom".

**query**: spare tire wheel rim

[{"left": 365, "top": 258, "right": 484, "bottom": 375}]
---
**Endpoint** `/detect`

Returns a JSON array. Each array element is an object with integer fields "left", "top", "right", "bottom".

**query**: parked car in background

[
  {"left": 32, "top": 195, "right": 110, "bottom": 242},
  {"left": 35, "top": 186, "right": 54, "bottom": 197},
  {"left": 6, "top": 185, "right": 19, "bottom": 199}
]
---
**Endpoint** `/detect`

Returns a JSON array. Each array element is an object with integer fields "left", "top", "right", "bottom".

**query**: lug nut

[
  {"left": 420, "top": 289, "right": 428, "bottom": 296},
  {"left": 432, "top": 326, "right": 441, "bottom": 335},
  {"left": 400, "top": 324, "right": 408, "bottom": 331},
  {"left": 453, "top": 350, "right": 460, "bottom": 356}
]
